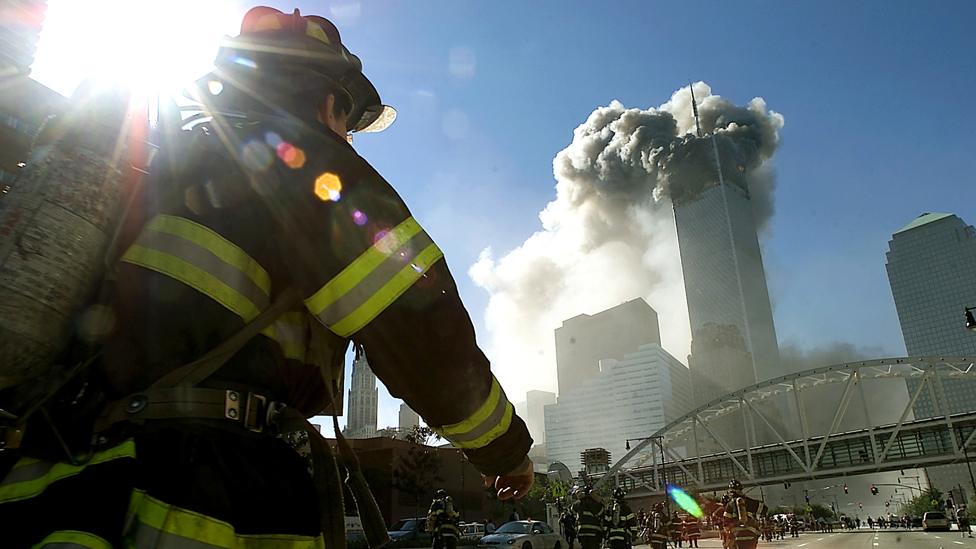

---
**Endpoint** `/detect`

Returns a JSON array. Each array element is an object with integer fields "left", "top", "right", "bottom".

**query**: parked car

[
  {"left": 462, "top": 522, "right": 487, "bottom": 538},
  {"left": 388, "top": 517, "right": 433, "bottom": 544},
  {"left": 479, "top": 520, "right": 566, "bottom": 549},
  {"left": 922, "top": 511, "right": 950, "bottom": 532}
]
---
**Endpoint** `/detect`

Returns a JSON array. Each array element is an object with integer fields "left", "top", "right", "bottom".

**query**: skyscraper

[
  {"left": 673, "top": 177, "right": 781, "bottom": 404},
  {"left": 554, "top": 298, "right": 660, "bottom": 396},
  {"left": 0, "top": 0, "right": 47, "bottom": 77},
  {"left": 523, "top": 390, "right": 556, "bottom": 445},
  {"left": 398, "top": 403, "right": 420, "bottom": 432},
  {"left": 345, "top": 351, "right": 378, "bottom": 438},
  {"left": 544, "top": 343, "right": 693, "bottom": 472},
  {"left": 0, "top": 1, "right": 64, "bottom": 187},
  {"left": 885, "top": 212, "right": 976, "bottom": 497}
]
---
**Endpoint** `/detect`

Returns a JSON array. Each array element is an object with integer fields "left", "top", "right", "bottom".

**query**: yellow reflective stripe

[
  {"left": 148, "top": 215, "right": 270, "bottom": 295},
  {"left": 0, "top": 440, "right": 136, "bottom": 503},
  {"left": 127, "top": 489, "right": 326, "bottom": 548},
  {"left": 33, "top": 530, "right": 112, "bottom": 549},
  {"left": 306, "top": 217, "right": 423, "bottom": 315},
  {"left": 328, "top": 242, "right": 443, "bottom": 337},
  {"left": 123, "top": 245, "right": 263, "bottom": 321},
  {"left": 432, "top": 376, "right": 514, "bottom": 449}
]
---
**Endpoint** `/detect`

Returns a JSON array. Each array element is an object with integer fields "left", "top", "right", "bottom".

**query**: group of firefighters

[{"left": 558, "top": 480, "right": 769, "bottom": 549}]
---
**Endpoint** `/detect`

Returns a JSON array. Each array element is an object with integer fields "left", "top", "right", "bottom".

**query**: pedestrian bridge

[{"left": 593, "top": 356, "right": 976, "bottom": 496}]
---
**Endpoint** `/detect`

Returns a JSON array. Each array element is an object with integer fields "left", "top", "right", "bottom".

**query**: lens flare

[
  {"left": 314, "top": 172, "right": 343, "bottom": 202},
  {"left": 667, "top": 485, "right": 703, "bottom": 518},
  {"left": 352, "top": 210, "right": 368, "bottom": 226},
  {"left": 276, "top": 142, "right": 306, "bottom": 169}
]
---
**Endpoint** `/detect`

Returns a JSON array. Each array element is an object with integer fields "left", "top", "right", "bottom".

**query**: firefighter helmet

[
  {"left": 728, "top": 479, "right": 743, "bottom": 493},
  {"left": 203, "top": 6, "right": 395, "bottom": 133},
  {"left": 435, "top": 489, "right": 447, "bottom": 498},
  {"left": 613, "top": 487, "right": 626, "bottom": 500}
]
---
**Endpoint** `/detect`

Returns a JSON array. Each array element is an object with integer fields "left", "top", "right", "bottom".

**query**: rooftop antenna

[{"left": 690, "top": 81, "right": 703, "bottom": 138}]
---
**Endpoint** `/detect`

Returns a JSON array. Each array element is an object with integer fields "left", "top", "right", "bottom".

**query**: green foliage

[
  {"left": 404, "top": 425, "right": 441, "bottom": 446},
  {"left": 771, "top": 503, "right": 834, "bottom": 520},
  {"left": 898, "top": 488, "right": 944, "bottom": 518},
  {"left": 392, "top": 426, "right": 444, "bottom": 517}
]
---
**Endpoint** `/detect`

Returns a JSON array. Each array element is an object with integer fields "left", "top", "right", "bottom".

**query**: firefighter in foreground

[
  {"left": 722, "top": 480, "right": 766, "bottom": 549},
  {"left": 572, "top": 485, "right": 604, "bottom": 549},
  {"left": 428, "top": 489, "right": 461, "bottom": 549},
  {"left": 647, "top": 502, "right": 670, "bottom": 549},
  {"left": 603, "top": 487, "right": 637, "bottom": 549},
  {"left": 0, "top": 5, "right": 534, "bottom": 547}
]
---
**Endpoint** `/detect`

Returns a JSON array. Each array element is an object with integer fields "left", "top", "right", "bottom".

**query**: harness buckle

[{"left": 245, "top": 392, "right": 267, "bottom": 433}]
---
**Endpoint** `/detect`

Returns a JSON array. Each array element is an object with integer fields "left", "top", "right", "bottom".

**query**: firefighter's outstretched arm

[{"left": 279, "top": 131, "right": 534, "bottom": 493}]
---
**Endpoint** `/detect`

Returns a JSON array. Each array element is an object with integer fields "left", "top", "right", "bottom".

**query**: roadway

[{"left": 633, "top": 530, "right": 976, "bottom": 548}]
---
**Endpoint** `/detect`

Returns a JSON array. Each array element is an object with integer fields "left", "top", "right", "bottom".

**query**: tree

[
  {"left": 898, "top": 488, "right": 944, "bottom": 518},
  {"left": 393, "top": 425, "right": 444, "bottom": 519}
]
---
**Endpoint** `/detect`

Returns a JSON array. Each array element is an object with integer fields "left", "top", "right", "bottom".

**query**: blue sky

[{"left": 32, "top": 0, "right": 976, "bottom": 431}]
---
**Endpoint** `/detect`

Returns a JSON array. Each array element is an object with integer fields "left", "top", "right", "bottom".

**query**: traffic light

[
  {"left": 843, "top": 483, "right": 849, "bottom": 494},
  {"left": 885, "top": 501, "right": 890, "bottom": 508},
  {"left": 870, "top": 484, "right": 879, "bottom": 496},
  {"left": 784, "top": 481, "right": 791, "bottom": 489}
]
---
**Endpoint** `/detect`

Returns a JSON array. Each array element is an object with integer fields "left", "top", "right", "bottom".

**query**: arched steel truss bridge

[{"left": 593, "top": 357, "right": 976, "bottom": 496}]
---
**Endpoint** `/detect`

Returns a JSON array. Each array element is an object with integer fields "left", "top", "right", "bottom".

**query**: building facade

[
  {"left": 544, "top": 343, "right": 694, "bottom": 473},
  {"left": 345, "top": 352, "right": 378, "bottom": 439},
  {"left": 0, "top": 0, "right": 46, "bottom": 77},
  {"left": 673, "top": 177, "right": 781, "bottom": 404},
  {"left": 554, "top": 298, "right": 660, "bottom": 396},
  {"left": 0, "top": 2, "right": 66, "bottom": 189},
  {"left": 885, "top": 212, "right": 976, "bottom": 498},
  {"left": 398, "top": 403, "right": 420, "bottom": 432}
]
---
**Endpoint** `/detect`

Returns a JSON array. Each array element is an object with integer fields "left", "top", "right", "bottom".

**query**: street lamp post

[{"left": 625, "top": 436, "right": 669, "bottom": 513}]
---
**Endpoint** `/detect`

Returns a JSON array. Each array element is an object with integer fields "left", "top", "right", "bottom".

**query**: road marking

[
  {"left": 955, "top": 542, "right": 966, "bottom": 545},
  {"left": 873, "top": 544, "right": 878, "bottom": 547},
  {"left": 798, "top": 544, "right": 807, "bottom": 547},
  {"left": 817, "top": 538, "right": 824, "bottom": 541}
]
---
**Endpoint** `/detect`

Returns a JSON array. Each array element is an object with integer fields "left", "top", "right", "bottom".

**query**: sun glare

[{"left": 31, "top": 0, "right": 242, "bottom": 98}]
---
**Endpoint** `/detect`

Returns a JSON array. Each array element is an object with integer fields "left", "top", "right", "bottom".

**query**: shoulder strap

[{"left": 149, "top": 287, "right": 302, "bottom": 390}]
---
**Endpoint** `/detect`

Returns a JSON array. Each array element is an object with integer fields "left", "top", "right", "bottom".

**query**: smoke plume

[{"left": 470, "top": 83, "right": 785, "bottom": 399}]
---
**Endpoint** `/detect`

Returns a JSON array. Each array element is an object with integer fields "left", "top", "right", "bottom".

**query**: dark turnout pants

[{"left": 579, "top": 534, "right": 602, "bottom": 549}]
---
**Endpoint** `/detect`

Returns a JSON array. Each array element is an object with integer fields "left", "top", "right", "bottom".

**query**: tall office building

[
  {"left": 544, "top": 343, "right": 694, "bottom": 471},
  {"left": 524, "top": 390, "right": 556, "bottom": 445},
  {"left": 886, "top": 212, "right": 976, "bottom": 497},
  {"left": 345, "top": 352, "right": 378, "bottom": 438},
  {"left": 0, "top": 1, "right": 64, "bottom": 187},
  {"left": 0, "top": 0, "right": 47, "bottom": 77},
  {"left": 398, "top": 403, "right": 420, "bottom": 432},
  {"left": 554, "top": 298, "right": 660, "bottom": 396},
  {"left": 673, "top": 176, "right": 781, "bottom": 405}
]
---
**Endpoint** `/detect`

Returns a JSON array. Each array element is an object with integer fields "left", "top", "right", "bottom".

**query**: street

[{"left": 633, "top": 530, "right": 976, "bottom": 548}]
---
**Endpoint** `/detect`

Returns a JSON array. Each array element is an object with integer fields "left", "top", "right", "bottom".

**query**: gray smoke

[{"left": 470, "top": 83, "right": 785, "bottom": 399}]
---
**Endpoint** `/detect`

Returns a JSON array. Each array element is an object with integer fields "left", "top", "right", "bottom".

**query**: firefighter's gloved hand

[{"left": 483, "top": 457, "right": 534, "bottom": 500}]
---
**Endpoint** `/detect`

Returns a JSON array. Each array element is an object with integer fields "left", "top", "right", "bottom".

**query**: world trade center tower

[{"left": 673, "top": 169, "right": 781, "bottom": 406}]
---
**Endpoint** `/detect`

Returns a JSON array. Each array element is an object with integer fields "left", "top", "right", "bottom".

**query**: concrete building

[
  {"left": 0, "top": 2, "right": 66, "bottom": 189},
  {"left": 544, "top": 343, "right": 693, "bottom": 473},
  {"left": 554, "top": 298, "right": 660, "bottom": 396},
  {"left": 398, "top": 403, "right": 420, "bottom": 432},
  {"left": 345, "top": 352, "right": 378, "bottom": 439},
  {"left": 673, "top": 176, "right": 781, "bottom": 405},
  {"left": 524, "top": 390, "right": 556, "bottom": 445},
  {"left": 885, "top": 212, "right": 976, "bottom": 499},
  {"left": 0, "top": 0, "right": 46, "bottom": 77}
]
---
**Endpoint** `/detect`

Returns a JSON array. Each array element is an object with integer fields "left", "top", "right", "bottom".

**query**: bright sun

[{"left": 31, "top": 0, "right": 243, "bottom": 98}]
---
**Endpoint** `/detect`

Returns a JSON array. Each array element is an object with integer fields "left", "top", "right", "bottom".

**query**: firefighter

[
  {"left": 604, "top": 487, "right": 637, "bottom": 549},
  {"left": 572, "top": 485, "right": 604, "bottom": 549},
  {"left": 648, "top": 502, "right": 670, "bottom": 549},
  {"left": 723, "top": 480, "right": 766, "bottom": 549},
  {"left": 0, "top": 6, "right": 535, "bottom": 547},
  {"left": 429, "top": 489, "right": 461, "bottom": 549},
  {"left": 683, "top": 512, "right": 701, "bottom": 548},
  {"left": 711, "top": 494, "right": 732, "bottom": 549}
]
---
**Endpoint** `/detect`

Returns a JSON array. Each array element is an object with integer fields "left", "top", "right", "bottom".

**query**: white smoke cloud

[{"left": 470, "top": 83, "right": 785, "bottom": 401}]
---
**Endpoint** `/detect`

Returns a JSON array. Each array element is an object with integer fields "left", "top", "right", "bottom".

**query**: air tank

[{"left": 0, "top": 84, "right": 134, "bottom": 389}]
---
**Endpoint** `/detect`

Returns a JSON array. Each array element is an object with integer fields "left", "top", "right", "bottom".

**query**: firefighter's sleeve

[{"left": 278, "top": 134, "right": 532, "bottom": 476}]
